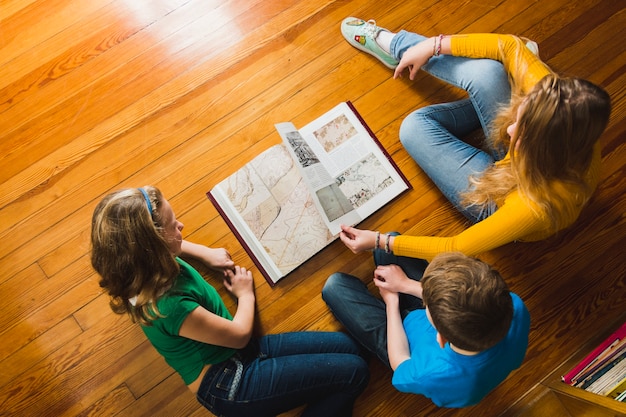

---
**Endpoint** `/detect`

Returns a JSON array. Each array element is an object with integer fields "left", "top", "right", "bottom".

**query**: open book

[{"left": 207, "top": 102, "right": 410, "bottom": 285}]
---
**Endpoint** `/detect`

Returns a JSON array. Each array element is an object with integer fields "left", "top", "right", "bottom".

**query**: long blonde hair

[
  {"left": 463, "top": 73, "right": 611, "bottom": 230},
  {"left": 90, "top": 186, "right": 180, "bottom": 325}
]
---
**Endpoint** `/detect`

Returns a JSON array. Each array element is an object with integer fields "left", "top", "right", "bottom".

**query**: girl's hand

[
  {"left": 179, "top": 265, "right": 255, "bottom": 349},
  {"left": 338, "top": 225, "right": 377, "bottom": 253},
  {"left": 224, "top": 265, "right": 255, "bottom": 299},
  {"left": 202, "top": 247, "right": 235, "bottom": 271},
  {"left": 184, "top": 242, "right": 235, "bottom": 273}
]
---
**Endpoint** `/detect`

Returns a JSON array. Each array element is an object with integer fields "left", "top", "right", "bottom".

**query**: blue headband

[{"left": 138, "top": 188, "right": 153, "bottom": 217}]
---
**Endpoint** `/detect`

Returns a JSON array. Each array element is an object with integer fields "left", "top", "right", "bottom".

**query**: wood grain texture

[{"left": 0, "top": 0, "right": 624, "bottom": 416}]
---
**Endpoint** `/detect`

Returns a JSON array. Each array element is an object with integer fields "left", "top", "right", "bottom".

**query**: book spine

[
  {"left": 571, "top": 342, "right": 626, "bottom": 385},
  {"left": 577, "top": 352, "right": 625, "bottom": 390},
  {"left": 562, "top": 321, "right": 626, "bottom": 384},
  {"left": 606, "top": 376, "right": 626, "bottom": 399},
  {"left": 588, "top": 360, "right": 626, "bottom": 395}
]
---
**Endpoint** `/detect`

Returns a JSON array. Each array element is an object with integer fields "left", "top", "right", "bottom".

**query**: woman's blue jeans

[
  {"left": 390, "top": 31, "right": 510, "bottom": 222},
  {"left": 322, "top": 241, "right": 427, "bottom": 369},
  {"left": 196, "top": 331, "right": 369, "bottom": 417}
]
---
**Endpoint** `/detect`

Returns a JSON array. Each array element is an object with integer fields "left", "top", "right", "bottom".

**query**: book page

[
  {"left": 275, "top": 122, "right": 361, "bottom": 235},
  {"left": 277, "top": 102, "right": 409, "bottom": 235},
  {"left": 209, "top": 144, "right": 335, "bottom": 284}
]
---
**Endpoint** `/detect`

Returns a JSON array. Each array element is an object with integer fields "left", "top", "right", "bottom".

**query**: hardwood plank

[
  {"left": 120, "top": 373, "right": 200, "bottom": 417},
  {"left": 0, "top": 316, "right": 82, "bottom": 389},
  {"left": 0, "top": 259, "right": 100, "bottom": 362},
  {"left": 0, "top": 0, "right": 185, "bottom": 136},
  {"left": 0, "top": 257, "right": 85, "bottom": 329},
  {"left": 75, "top": 384, "right": 136, "bottom": 417},
  {"left": 124, "top": 343, "right": 175, "bottom": 398},
  {"left": 0, "top": 0, "right": 115, "bottom": 58},
  {"left": 0, "top": 0, "right": 39, "bottom": 21},
  {"left": 0, "top": 304, "right": 143, "bottom": 416}
]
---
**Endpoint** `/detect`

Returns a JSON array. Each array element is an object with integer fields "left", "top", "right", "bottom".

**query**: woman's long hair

[
  {"left": 91, "top": 186, "right": 180, "bottom": 325},
  {"left": 463, "top": 72, "right": 611, "bottom": 230}
]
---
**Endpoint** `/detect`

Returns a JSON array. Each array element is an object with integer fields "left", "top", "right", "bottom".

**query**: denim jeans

[
  {"left": 322, "top": 242, "right": 427, "bottom": 369},
  {"left": 390, "top": 31, "right": 509, "bottom": 222},
  {"left": 196, "top": 332, "right": 369, "bottom": 417}
]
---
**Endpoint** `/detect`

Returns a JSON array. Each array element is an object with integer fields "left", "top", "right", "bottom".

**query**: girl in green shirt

[{"left": 91, "top": 186, "right": 369, "bottom": 417}]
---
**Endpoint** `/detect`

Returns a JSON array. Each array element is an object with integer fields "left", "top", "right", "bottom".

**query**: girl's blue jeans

[
  {"left": 196, "top": 331, "right": 369, "bottom": 417},
  {"left": 391, "top": 31, "right": 511, "bottom": 222}
]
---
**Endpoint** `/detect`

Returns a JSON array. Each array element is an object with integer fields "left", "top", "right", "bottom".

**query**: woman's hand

[
  {"left": 394, "top": 38, "right": 435, "bottom": 80},
  {"left": 224, "top": 265, "right": 255, "bottom": 300},
  {"left": 339, "top": 224, "right": 377, "bottom": 253}
]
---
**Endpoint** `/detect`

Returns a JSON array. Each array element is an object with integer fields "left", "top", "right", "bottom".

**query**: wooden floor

[{"left": 1, "top": 1, "right": 624, "bottom": 416}]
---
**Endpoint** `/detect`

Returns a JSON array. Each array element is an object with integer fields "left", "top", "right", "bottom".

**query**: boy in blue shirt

[{"left": 322, "top": 250, "right": 530, "bottom": 408}]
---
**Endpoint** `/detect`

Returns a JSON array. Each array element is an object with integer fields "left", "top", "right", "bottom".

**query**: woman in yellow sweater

[{"left": 338, "top": 18, "right": 611, "bottom": 261}]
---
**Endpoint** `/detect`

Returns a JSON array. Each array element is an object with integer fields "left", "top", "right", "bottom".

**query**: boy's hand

[
  {"left": 374, "top": 264, "right": 424, "bottom": 299},
  {"left": 378, "top": 285, "right": 399, "bottom": 307},
  {"left": 374, "top": 264, "right": 409, "bottom": 292}
]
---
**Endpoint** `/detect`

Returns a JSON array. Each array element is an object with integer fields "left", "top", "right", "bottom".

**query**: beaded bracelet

[
  {"left": 375, "top": 231, "right": 381, "bottom": 251},
  {"left": 384, "top": 233, "right": 391, "bottom": 254},
  {"left": 434, "top": 34, "right": 444, "bottom": 56}
]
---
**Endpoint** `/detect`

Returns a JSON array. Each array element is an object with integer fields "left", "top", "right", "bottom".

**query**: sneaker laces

[{"left": 362, "top": 19, "right": 380, "bottom": 38}]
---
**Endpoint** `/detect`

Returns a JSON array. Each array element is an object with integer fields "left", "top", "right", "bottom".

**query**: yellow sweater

[{"left": 393, "top": 34, "right": 601, "bottom": 261}]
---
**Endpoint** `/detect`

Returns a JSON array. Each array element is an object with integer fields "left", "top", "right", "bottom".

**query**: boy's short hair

[{"left": 421, "top": 252, "right": 513, "bottom": 352}]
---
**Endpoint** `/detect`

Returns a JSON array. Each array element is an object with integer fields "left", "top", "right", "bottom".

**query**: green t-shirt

[{"left": 141, "top": 258, "right": 236, "bottom": 384}]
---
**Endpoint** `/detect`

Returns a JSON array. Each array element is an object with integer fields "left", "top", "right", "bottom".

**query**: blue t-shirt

[{"left": 392, "top": 293, "right": 530, "bottom": 408}]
